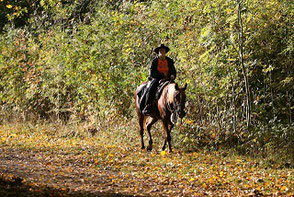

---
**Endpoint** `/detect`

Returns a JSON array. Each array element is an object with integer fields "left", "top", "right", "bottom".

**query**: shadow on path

[{"left": 0, "top": 176, "right": 138, "bottom": 197}]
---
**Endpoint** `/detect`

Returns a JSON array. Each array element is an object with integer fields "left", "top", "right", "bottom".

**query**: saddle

[
  {"left": 136, "top": 83, "right": 147, "bottom": 99},
  {"left": 137, "top": 80, "right": 170, "bottom": 100},
  {"left": 137, "top": 80, "right": 171, "bottom": 113},
  {"left": 155, "top": 80, "right": 170, "bottom": 100}
]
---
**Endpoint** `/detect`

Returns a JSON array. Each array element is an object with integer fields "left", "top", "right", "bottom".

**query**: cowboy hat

[{"left": 154, "top": 44, "right": 170, "bottom": 54}]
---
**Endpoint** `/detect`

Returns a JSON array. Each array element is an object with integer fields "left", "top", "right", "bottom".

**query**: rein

[{"left": 167, "top": 95, "right": 182, "bottom": 114}]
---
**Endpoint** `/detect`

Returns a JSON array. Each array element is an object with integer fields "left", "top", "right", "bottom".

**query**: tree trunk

[{"left": 237, "top": 0, "right": 251, "bottom": 128}]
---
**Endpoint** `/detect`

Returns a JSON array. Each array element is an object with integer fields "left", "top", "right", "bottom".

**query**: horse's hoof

[
  {"left": 141, "top": 146, "right": 145, "bottom": 150},
  {"left": 147, "top": 146, "right": 152, "bottom": 151}
]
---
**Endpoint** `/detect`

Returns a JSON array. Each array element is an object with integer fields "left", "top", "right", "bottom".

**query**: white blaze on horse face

[{"left": 168, "top": 84, "right": 176, "bottom": 104}]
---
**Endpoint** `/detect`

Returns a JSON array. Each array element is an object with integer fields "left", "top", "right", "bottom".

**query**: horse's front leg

[
  {"left": 146, "top": 117, "right": 157, "bottom": 151},
  {"left": 161, "top": 138, "right": 167, "bottom": 151},
  {"left": 162, "top": 121, "right": 174, "bottom": 153},
  {"left": 166, "top": 128, "right": 173, "bottom": 153}
]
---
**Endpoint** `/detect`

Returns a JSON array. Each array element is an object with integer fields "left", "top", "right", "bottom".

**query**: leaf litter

[{"left": 0, "top": 124, "right": 293, "bottom": 196}]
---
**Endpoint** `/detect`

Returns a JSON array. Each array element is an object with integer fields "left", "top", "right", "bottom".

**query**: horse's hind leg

[
  {"left": 146, "top": 117, "right": 158, "bottom": 151},
  {"left": 138, "top": 113, "right": 145, "bottom": 150}
]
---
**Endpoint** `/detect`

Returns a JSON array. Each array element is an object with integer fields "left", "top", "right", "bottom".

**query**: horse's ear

[
  {"left": 183, "top": 83, "right": 187, "bottom": 91},
  {"left": 175, "top": 83, "right": 179, "bottom": 90}
]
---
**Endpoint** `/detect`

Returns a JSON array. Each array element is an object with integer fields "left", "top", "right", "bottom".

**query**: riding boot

[{"left": 142, "top": 78, "right": 159, "bottom": 115}]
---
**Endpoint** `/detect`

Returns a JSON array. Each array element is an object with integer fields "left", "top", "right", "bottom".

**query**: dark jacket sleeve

[
  {"left": 149, "top": 58, "right": 163, "bottom": 79},
  {"left": 167, "top": 57, "right": 176, "bottom": 79}
]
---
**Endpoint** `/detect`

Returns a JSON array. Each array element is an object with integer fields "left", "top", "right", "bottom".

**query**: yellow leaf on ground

[
  {"left": 202, "top": 183, "right": 208, "bottom": 188},
  {"left": 281, "top": 186, "right": 288, "bottom": 191},
  {"left": 220, "top": 171, "right": 224, "bottom": 177}
]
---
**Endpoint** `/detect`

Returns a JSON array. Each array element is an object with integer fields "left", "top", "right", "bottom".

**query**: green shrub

[{"left": 0, "top": 0, "right": 293, "bottom": 156}]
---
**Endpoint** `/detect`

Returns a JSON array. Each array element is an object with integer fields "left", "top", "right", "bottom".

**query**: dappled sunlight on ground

[{"left": 0, "top": 123, "right": 293, "bottom": 196}]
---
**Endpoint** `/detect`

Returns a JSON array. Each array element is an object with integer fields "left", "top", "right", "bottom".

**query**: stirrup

[
  {"left": 142, "top": 105, "right": 152, "bottom": 115},
  {"left": 171, "top": 113, "right": 178, "bottom": 124}
]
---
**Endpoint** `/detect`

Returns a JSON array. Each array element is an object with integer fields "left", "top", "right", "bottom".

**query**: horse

[{"left": 135, "top": 81, "right": 187, "bottom": 153}]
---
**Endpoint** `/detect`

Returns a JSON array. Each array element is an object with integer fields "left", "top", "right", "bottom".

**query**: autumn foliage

[{"left": 0, "top": 0, "right": 293, "bottom": 172}]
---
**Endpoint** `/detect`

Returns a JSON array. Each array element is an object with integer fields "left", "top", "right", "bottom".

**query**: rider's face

[{"left": 159, "top": 48, "right": 166, "bottom": 57}]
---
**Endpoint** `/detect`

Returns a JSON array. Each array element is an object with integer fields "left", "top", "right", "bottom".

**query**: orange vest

[{"left": 157, "top": 59, "right": 169, "bottom": 75}]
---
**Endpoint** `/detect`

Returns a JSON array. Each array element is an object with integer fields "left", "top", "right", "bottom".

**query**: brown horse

[{"left": 135, "top": 81, "right": 187, "bottom": 153}]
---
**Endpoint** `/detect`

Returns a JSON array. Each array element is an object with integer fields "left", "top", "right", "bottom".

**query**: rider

[{"left": 142, "top": 44, "right": 176, "bottom": 115}]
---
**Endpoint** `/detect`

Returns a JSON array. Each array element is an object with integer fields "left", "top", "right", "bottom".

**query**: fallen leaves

[{"left": 0, "top": 123, "right": 293, "bottom": 196}]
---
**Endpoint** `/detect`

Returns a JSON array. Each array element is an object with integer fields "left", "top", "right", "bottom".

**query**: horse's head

[
  {"left": 167, "top": 83, "right": 187, "bottom": 124},
  {"left": 173, "top": 83, "right": 187, "bottom": 119}
]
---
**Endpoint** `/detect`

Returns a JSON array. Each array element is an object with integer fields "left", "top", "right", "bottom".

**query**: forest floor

[{"left": 0, "top": 122, "right": 293, "bottom": 196}]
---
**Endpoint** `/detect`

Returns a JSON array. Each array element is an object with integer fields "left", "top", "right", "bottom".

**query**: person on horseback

[{"left": 141, "top": 44, "right": 177, "bottom": 115}]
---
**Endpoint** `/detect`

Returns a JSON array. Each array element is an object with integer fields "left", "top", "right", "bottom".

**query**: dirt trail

[
  {"left": 1, "top": 143, "right": 293, "bottom": 196},
  {"left": 0, "top": 147, "right": 147, "bottom": 197}
]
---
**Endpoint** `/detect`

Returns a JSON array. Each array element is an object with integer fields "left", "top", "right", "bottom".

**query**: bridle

[
  {"left": 167, "top": 92, "right": 182, "bottom": 115},
  {"left": 166, "top": 85, "right": 184, "bottom": 124}
]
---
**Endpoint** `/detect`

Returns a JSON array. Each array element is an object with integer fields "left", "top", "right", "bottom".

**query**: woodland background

[{"left": 0, "top": 0, "right": 293, "bottom": 159}]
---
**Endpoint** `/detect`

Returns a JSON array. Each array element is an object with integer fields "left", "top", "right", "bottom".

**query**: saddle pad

[{"left": 136, "top": 83, "right": 147, "bottom": 98}]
